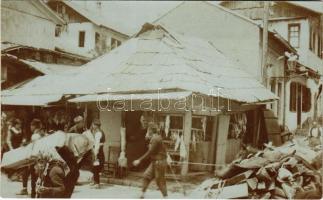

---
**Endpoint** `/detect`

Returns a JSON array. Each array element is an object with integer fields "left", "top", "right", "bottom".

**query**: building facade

[
  {"left": 220, "top": 1, "right": 323, "bottom": 131},
  {"left": 47, "top": 0, "right": 129, "bottom": 58},
  {"left": 1, "top": 0, "right": 64, "bottom": 50},
  {"left": 1, "top": 0, "right": 90, "bottom": 89},
  {"left": 155, "top": 1, "right": 303, "bottom": 131}
]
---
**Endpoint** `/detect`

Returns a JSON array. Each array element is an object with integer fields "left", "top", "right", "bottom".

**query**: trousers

[
  {"left": 142, "top": 159, "right": 168, "bottom": 197},
  {"left": 22, "top": 165, "right": 37, "bottom": 198}
]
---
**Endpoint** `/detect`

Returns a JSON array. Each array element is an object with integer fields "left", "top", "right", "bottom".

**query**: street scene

[{"left": 1, "top": 1, "right": 323, "bottom": 199}]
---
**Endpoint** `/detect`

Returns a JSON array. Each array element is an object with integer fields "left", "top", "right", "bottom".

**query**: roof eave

[{"left": 31, "top": 0, "right": 66, "bottom": 25}]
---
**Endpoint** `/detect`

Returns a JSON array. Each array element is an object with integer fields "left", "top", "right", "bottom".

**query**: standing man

[
  {"left": 17, "top": 119, "right": 44, "bottom": 197},
  {"left": 83, "top": 119, "right": 105, "bottom": 189},
  {"left": 6, "top": 118, "right": 23, "bottom": 150},
  {"left": 68, "top": 116, "right": 85, "bottom": 134},
  {"left": 308, "top": 121, "right": 322, "bottom": 147},
  {"left": 133, "top": 126, "right": 168, "bottom": 199}
]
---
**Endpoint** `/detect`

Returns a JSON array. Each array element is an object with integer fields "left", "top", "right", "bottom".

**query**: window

[
  {"left": 1, "top": 64, "right": 7, "bottom": 82},
  {"left": 318, "top": 35, "right": 322, "bottom": 58},
  {"left": 191, "top": 116, "right": 213, "bottom": 142},
  {"left": 96, "top": 1, "right": 102, "bottom": 9},
  {"left": 95, "top": 32, "right": 100, "bottom": 45},
  {"left": 170, "top": 116, "right": 183, "bottom": 129},
  {"left": 55, "top": 25, "right": 62, "bottom": 37},
  {"left": 313, "top": 33, "right": 317, "bottom": 53},
  {"left": 288, "top": 24, "right": 300, "bottom": 48},
  {"left": 277, "top": 82, "right": 282, "bottom": 116},
  {"left": 110, "top": 38, "right": 121, "bottom": 50},
  {"left": 290, "top": 82, "right": 297, "bottom": 112},
  {"left": 57, "top": 4, "right": 65, "bottom": 15},
  {"left": 309, "top": 26, "right": 313, "bottom": 51},
  {"left": 289, "top": 82, "right": 311, "bottom": 112},
  {"left": 270, "top": 80, "right": 276, "bottom": 110},
  {"left": 228, "top": 113, "right": 247, "bottom": 139},
  {"left": 79, "top": 31, "right": 85, "bottom": 47},
  {"left": 43, "top": 54, "right": 53, "bottom": 63},
  {"left": 302, "top": 86, "right": 311, "bottom": 112},
  {"left": 34, "top": 52, "right": 41, "bottom": 61}
]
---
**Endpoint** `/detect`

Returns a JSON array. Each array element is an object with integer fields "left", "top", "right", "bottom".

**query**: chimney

[{"left": 96, "top": 1, "right": 102, "bottom": 9}]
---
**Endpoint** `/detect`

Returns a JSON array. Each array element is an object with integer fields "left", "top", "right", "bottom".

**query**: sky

[
  {"left": 68, "top": 1, "right": 322, "bottom": 36},
  {"left": 72, "top": 1, "right": 184, "bottom": 36}
]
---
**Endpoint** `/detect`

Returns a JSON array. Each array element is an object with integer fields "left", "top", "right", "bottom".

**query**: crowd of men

[
  {"left": 1, "top": 109, "right": 106, "bottom": 198},
  {"left": 1, "top": 109, "right": 172, "bottom": 199}
]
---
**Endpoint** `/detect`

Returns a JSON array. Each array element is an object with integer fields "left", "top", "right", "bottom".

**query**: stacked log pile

[{"left": 190, "top": 138, "right": 322, "bottom": 199}]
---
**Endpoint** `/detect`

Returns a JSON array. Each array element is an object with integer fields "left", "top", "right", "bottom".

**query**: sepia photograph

[{"left": 1, "top": 1, "right": 322, "bottom": 199}]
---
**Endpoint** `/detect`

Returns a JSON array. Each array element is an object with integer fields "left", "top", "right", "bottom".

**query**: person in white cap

[
  {"left": 68, "top": 116, "right": 85, "bottom": 134},
  {"left": 33, "top": 153, "right": 66, "bottom": 198}
]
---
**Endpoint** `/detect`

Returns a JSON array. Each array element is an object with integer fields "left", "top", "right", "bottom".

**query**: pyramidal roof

[{"left": 3, "top": 24, "right": 277, "bottom": 104}]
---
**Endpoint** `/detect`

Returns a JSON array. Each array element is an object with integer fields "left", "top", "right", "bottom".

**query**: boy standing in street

[{"left": 133, "top": 126, "right": 168, "bottom": 198}]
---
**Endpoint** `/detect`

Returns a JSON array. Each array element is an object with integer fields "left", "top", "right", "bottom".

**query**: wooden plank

[
  {"left": 225, "top": 138, "right": 241, "bottom": 163},
  {"left": 223, "top": 170, "right": 254, "bottom": 186},
  {"left": 181, "top": 110, "right": 192, "bottom": 176},
  {"left": 209, "top": 115, "right": 218, "bottom": 171},
  {"left": 215, "top": 115, "right": 230, "bottom": 166},
  {"left": 257, "top": 181, "right": 266, "bottom": 190},
  {"left": 216, "top": 183, "right": 249, "bottom": 199},
  {"left": 274, "top": 187, "right": 287, "bottom": 198},
  {"left": 246, "top": 177, "right": 258, "bottom": 191},
  {"left": 262, "top": 110, "right": 282, "bottom": 146}
]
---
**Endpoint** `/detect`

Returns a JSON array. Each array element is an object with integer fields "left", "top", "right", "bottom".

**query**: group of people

[
  {"left": 2, "top": 112, "right": 106, "bottom": 198},
  {"left": 2, "top": 110, "right": 170, "bottom": 199}
]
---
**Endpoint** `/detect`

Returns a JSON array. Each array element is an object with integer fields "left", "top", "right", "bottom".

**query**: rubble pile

[{"left": 190, "top": 138, "right": 322, "bottom": 199}]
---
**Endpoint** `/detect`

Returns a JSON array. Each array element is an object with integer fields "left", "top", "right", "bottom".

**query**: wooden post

[
  {"left": 181, "top": 110, "right": 192, "bottom": 176},
  {"left": 262, "top": 1, "right": 269, "bottom": 87},
  {"left": 209, "top": 115, "right": 218, "bottom": 171},
  {"left": 84, "top": 103, "right": 88, "bottom": 129},
  {"left": 215, "top": 115, "right": 230, "bottom": 170}
]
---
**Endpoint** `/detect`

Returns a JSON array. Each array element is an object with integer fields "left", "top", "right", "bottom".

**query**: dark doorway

[
  {"left": 125, "top": 111, "right": 149, "bottom": 171},
  {"left": 297, "top": 84, "right": 302, "bottom": 127}
]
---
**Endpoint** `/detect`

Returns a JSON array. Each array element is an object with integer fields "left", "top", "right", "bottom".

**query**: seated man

[
  {"left": 308, "top": 121, "right": 322, "bottom": 147},
  {"left": 34, "top": 154, "right": 66, "bottom": 198}
]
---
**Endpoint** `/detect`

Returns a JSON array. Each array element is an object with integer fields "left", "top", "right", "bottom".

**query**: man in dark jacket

[
  {"left": 34, "top": 155, "right": 66, "bottom": 198},
  {"left": 17, "top": 119, "right": 43, "bottom": 197},
  {"left": 133, "top": 126, "right": 168, "bottom": 198},
  {"left": 56, "top": 133, "right": 92, "bottom": 198}
]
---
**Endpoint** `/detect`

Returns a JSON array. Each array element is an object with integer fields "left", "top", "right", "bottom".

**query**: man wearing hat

[
  {"left": 68, "top": 116, "right": 85, "bottom": 134},
  {"left": 83, "top": 119, "right": 106, "bottom": 189},
  {"left": 33, "top": 153, "right": 66, "bottom": 198},
  {"left": 133, "top": 125, "right": 168, "bottom": 198}
]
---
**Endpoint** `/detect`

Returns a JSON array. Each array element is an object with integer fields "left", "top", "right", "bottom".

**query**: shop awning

[
  {"left": 69, "top": 91, "right": 192, "bottom": 103},
  {"left": 1, "top": 94, "right": 62, "bottom": 106}
]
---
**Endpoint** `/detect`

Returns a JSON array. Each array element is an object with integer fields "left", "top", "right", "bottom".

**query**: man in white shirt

[
  {"left": 308, "top": 121, "right": 322, "bottom": 147},
  {"left": 82, "top": 119, "right": 105, "bottom": 189}
]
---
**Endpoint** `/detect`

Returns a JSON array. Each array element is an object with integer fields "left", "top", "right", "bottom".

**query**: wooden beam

[
  {"left": 181, "top": 110, "right": 192, "bottom": 176},
  {"left": 209, "top": 115, "right": 218, "bottom": 171},
  {"left": 215, "top": 115, "right": 230, "bottom": 167}
]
